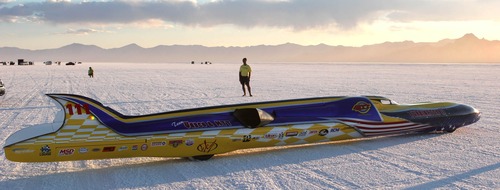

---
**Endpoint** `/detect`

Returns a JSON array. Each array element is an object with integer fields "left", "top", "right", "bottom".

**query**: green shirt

[{"left": 239, "top": 65, "right": 252, "bottom": 77}]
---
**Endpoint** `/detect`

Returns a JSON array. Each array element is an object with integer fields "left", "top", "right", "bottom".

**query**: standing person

[
  {"left": 88, "top": 67, "right": 94, "bottom": 78},
  {"left": 239, "top": 58, "right": 252, "bottom": 96}
]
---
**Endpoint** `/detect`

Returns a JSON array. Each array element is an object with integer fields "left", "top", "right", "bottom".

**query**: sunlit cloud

[
  {"left": 0, "top": 15, "right": 15, "bottom": 22},
  {"left": 64, "top": 28, "right": 99, "bottom": 35},
  {"left": 57, "top": 27, "right": 113, "bottom": 35},
  {"left": 131, "top": 18, "right": 173, "bottom": 29},
  {"left": 47, "top": 0, "right": 72, "bottom": 2}
]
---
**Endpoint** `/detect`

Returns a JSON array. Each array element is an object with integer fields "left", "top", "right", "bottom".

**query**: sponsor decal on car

[
  {"left": 13, "top": 148, "right": 34, "bottom": 154},
  {"left": 409, "top": 109, "right": 447, "bottom": 118},
  {"left": 243, "top": 135, "right": 252, "bottom": 142},
  {"left": 352, "top": 101, "right": 371, "bottom": 114},
  {"left": 141, "top": 144, "right": 148, "bottom": 151},
  {"left": 79, "top": 147, "right": 88, "bottom": 154},
  {"left": 132, "top": 145, "right": 138, "bottom": 151},
  {"left": 169, "top": 140, "right": 183, "bottom": 147},
  {"left": 59, "top": 148, "right": 75, "bottom": 156},
  {"left": 197, "top": 140, "right": 218, "bottom": 153},
  {"left": 173, "top": 120, "right": 233, "bottom": 129},
  {"left": 102, "top": 146, "right": 115, "bottom": 152},
  {"left": 242, "top": 135, "right": 260, "bottom": 142},
  {"left": 264, "top": 133, "right": 278, "bottom": 139},
  {"left": 92, "top": 148, "right": 101, "bottom": 152},
  {"left": 40, "top": 145, "right": 51, "bottom": 156},
  {"left": 185, "top": 139, "right": 194, "bottom": 146},
  {"left": 151, "top": 141, "right": 166, "bottom": 147},
  {"left": 330, "top": 128, "right": 340, "bottom": 133},
  {"left": 319, "top": 129, "right": 329, "bottom": 136},
  {"left": 298, "top": 131, "right": 308, "bottom": 136},
  {"left": 118, "top": 146, "right": 128, "bottom": 151},
  {"left": 286, "top": 131, "right": 298, "bottom": 137}
]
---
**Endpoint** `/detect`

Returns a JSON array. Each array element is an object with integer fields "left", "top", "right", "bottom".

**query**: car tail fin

[
  {"left": 3, "top": 94, "right": 114, "bottom": 147},
  {"left": 4, "top": 95, "right": 66, "bottom": 147}
]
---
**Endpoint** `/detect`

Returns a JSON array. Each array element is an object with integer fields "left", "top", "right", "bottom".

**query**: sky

[{"left": 1, "top": 0, "right": 500, "bottom": 50}]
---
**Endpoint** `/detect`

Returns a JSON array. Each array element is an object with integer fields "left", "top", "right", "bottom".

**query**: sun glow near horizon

[{"left": 115, "top": 19, "right": 500, "bottom": 49}]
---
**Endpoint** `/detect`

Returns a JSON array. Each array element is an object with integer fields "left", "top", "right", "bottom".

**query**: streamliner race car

[{"left": 3, "top": 94, "right": 480, "bottom": 162}]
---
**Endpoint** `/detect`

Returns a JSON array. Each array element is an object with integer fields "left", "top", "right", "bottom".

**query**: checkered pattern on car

[{"left": 17, "top": 101, "right": 362, "bottom": 146}]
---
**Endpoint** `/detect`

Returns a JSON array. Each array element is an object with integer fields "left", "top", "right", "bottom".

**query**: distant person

[
  {"left": 239, "top": 58, "right": 252, "bottom": 96},
  {"left": 88, "top": 67, "right": 94, "bottom": 78}
]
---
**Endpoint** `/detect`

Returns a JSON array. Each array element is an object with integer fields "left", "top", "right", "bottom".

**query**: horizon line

[{"left": 0, "top": 33, "right": 486, "bottom": 51}]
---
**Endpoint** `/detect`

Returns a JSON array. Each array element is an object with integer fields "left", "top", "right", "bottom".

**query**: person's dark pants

[{"left": 240, "top": 77, "right": 251, "bottom": 96}]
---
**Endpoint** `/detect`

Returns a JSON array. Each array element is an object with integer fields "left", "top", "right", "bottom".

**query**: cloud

[
  {"left": 385, "top": 0, "right": 500, "bottom": 22},
  {"left": 0, "top": 0, "right": 499, "bottom": 30},
  {"left": 63, "top": 28, "right": 100, "bottom": 35}
]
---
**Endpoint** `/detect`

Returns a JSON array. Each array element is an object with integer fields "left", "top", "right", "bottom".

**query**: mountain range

[{"left": 1, "top": 33, "right": 499, "bottom": 63}]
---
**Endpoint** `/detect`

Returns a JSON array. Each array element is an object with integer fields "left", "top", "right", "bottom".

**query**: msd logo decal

[
  {"left": 352, "top": 101, "right": 371, "bottom": 114},
  {"left": 59, "top": 148, "right": 75, "bottom": 156}
]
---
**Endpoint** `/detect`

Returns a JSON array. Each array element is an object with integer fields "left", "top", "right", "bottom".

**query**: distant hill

[{"left": 1, "top": 33, "right": 499, "bottom": 63}]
